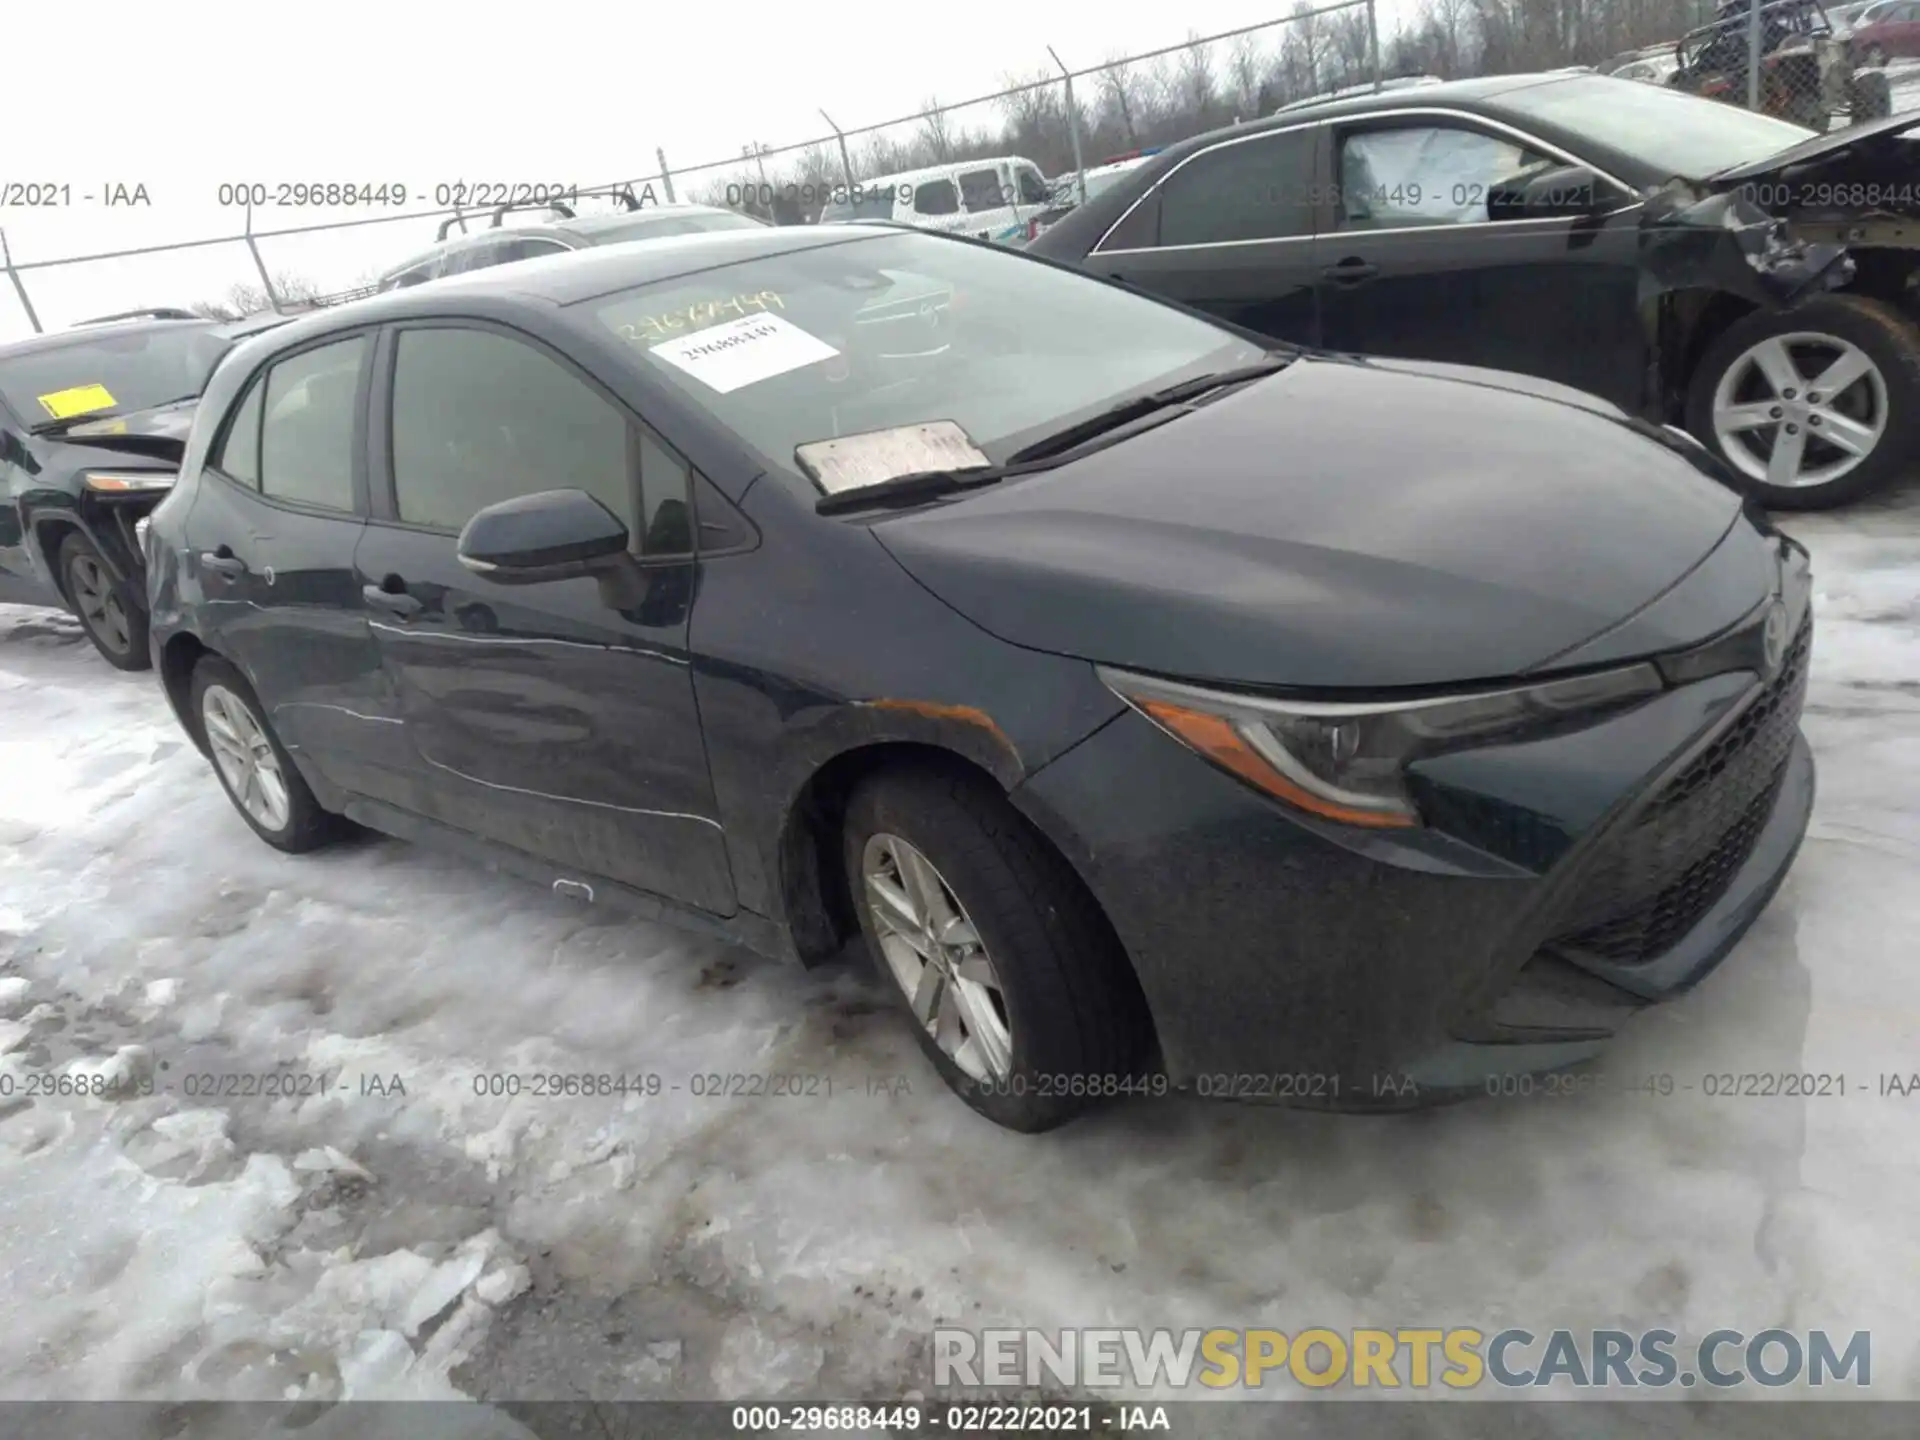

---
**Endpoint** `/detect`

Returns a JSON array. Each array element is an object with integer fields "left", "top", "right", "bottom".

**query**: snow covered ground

[{"left": 2, "top": 488, "right": 1919, "bottom": 1425}]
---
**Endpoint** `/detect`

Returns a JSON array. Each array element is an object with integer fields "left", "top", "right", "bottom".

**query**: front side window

[
  {"left": 1336, "top": 125, "right": 1557, "bottom": 228},
  {"left": 913, "top": 180, "right": 959, "bottom": 216},
  {"left": 960, "top": 169, "right": 1007, "bottom": 212},
  {"left": 389, "top": 326, "right": 692, "bottom": 553},
  {"left": 1016, "top": 166, "right": 1049, "bottom": 206},
  {"left": 1157, "top": 130, "right": 1317, "bottom": 246},
  {"left": 260, "top": 336, "right": 365, "bottom": 512},
  {"left": 588, "top": 229, "right": 1261, "bottom": 491}
]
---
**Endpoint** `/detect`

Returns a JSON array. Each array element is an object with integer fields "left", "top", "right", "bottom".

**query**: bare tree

[
  {"left": 1175, "top": 33, "right": 1223, "bottom": 132},
  {"left": 1227, "top": 33, "right": 1269, "bottom": 120},
  {"left": 917, "top": 99, "right": 957, "bottom": 163},
  {"left": 190, "top": 271, "right": 327, "bottom": 320}
]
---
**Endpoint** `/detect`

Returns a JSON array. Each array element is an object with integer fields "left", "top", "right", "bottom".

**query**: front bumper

[{"left": 1011, "top": 618, "right": 1815, "bottom": 1111}]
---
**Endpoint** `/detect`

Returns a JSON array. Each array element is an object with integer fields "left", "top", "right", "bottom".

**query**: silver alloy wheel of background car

[
  {"left": 66, "top": 552, "right": 132, "bottom": 656},
  {"left": 860, "top": 832, "right": 1014, "bottom": 1083},
  {"left": 1710, "top": 331, "right": 1889, "bottom": 491},
  {"left": 201, "top": 683, "right": 292, "bottom": 832}
]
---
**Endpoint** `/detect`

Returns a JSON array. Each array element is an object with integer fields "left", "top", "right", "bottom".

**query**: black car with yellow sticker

[{"left": 0, "top": 308, "right": 291, "bottom": 668}]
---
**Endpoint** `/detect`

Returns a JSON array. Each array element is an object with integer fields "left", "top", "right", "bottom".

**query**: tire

[
  {"left": 189, "top": 655, "right": 342, "bottom": 853},
  {"left": 1686, "top": 293, "right": 1920, "bottom": 510},
  {"left": 57, "top": 530, "right": 150, "bottom": 671},
  {"left": 841, "top": 764, "right": 1151, "bottom": 1132}
]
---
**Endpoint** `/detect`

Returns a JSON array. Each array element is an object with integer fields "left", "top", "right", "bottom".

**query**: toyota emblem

[{"left": 1761, "top": 598, "right": 1789, "bottom": 677}]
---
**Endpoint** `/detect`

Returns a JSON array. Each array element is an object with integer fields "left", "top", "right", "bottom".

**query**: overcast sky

[{"left": 1, "top": 0, "right": 1418, "bottom": 341}]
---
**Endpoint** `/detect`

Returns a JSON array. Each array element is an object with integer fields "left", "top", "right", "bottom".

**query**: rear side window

[
  {"left": 492, "top": 237, "right": 573, "bottom": 263},
  {"left": 913, "top": 179, "right": 959, "bottom": 216},
  {"left": 960, "top": 169, "right": 1006, "bottom": 212},
  {"left": 213, "top": 380, "right": 264, "bottom": 486},
  {"left": 1158, "top": 130, "right": 1317, "bottom": 246},
  {"left": 259, "top": 337, "right": 365, "bottom": 512}
]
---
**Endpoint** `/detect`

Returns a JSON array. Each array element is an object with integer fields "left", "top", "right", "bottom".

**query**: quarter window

[
  {"left": 213, "top": 379, "right": 264, "bottom": 487},
  {"left": 1157, "top": 130, "right": 1317, "bottom": 246},
  {"left": 913, "top": 179, "right": 959, "bottom": 216},
  {"left": 259, "top": 336, "right": 365, "bottom": 512},
  {"left": 1336, "top": 126, "right": 1558, "bottom": 228}
]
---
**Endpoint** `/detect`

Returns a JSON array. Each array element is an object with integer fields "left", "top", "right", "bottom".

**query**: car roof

[
  {"left": 257, "top": 225, "right": 896, "bottom": 350},
  {"left": 855, "top": 157, "right": 1041, "bottom": 189},
  {"left": 377, "top": 202, "right": 748, "bottom": 279},
  {"left": 0, "top": 314, "right": 218, "bottom": 359}
]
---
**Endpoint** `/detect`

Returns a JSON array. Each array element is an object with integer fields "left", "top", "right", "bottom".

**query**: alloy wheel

[
  {"left": 1710, "top": 332, "right": 1889, "bottom": 491},
  {"left": 201, "top": 684, "right": 292, "bottom": 832},
  {"left": 860, "top": 832, "right": 1014, "bottom": 1082},
  {"left": 67, "top": 553, "right": 132, "bottom": 655}
]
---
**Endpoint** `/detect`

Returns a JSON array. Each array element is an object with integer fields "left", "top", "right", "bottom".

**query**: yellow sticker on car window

[
  {"left": 37, "top": 383, "right": 118, "bottom": 420},
  {"left": 615, "top": 291, "right": 785, "bottom": 346}
]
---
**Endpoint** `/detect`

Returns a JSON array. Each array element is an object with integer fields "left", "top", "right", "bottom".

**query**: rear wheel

[
  {"left": 190, "top": 655, "right": 342, "bottom": 853},
  {"left": 841, "top": 765, "right": 1151, "bottom": 1132},
  {"left": 1687, "top": 294, "right": 1920, "bottom": 509},
  {"left": 58, "top": 530, "right": 150, "bottom": 671}
]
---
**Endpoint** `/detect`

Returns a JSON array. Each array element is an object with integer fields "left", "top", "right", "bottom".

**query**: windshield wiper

[
  {"left": 30, "top": 410, "right": 127, "bottom": 436},
  {"left": 815, "top": 462, "right": 1040, "bottom": 516},
  {"left": 813, "top": 354, "right": 1296, "bottom": 517},
  {"left": 1002, "top": 354, "right": 1295, "bottom": 466}
]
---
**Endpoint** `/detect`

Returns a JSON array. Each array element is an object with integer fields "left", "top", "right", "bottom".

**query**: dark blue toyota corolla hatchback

[{"left": 144, "top": 225, "right": 1815, "bottom": 1131}]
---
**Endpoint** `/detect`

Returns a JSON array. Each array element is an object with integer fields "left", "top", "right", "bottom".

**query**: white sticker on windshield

[
  {"left": 645, "top": 312, "right": 838, "bottom": 394},
  {"left": 796, "top": 421, "right": 993, "bottom": 495}
]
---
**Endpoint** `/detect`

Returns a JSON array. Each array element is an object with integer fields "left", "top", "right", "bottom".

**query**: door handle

[
  {"left": 362, "top": 582, "right": 422, "bottom": 618},
  {"left": 1321, "top": 258, "right": 1381, "bottom": 285},
  {"left": 199, "top": 548, "right": 246, "bottom": 576}
]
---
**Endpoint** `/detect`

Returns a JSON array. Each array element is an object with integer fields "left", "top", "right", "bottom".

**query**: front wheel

[
  {"left": 1686, "top": 294, "right": 1920, "bottom": 510},
  {"left": 841, "top": 765, "right": 1151, "bottom": 1132},
  {"left": 58, "top": 530, "right": 150, "bottom": 671}
]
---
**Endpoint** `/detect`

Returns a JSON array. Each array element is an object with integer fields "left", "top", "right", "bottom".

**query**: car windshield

[
  {"left": 1497, "top": 74, "right": 1815, "bottom": 178},
  {"left": 586, "top": 211, "right": 766, "bottom": 242},
  {"left": 0, "top": 323, "right": 228, "bottom": 426},
  {"left": 586, "top": 231, "right": 1262, "bottom": 488}
]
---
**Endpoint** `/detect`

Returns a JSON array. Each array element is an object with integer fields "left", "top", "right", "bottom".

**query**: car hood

[
  {"left": 54, "top": 398, "right": 198, "bottom": 463},
  {"left": 872, "top": 356, "right": 1750, "bottom": 691}
]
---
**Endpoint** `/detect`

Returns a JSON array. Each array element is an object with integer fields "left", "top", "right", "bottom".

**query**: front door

[
  {"left": 352, "top": 320, "right": 736, "bottom": 916},
  {"left": 1087, "top": 125, "right": 1324, "bottom": 347},
  {"left": 1312, "top": 118, "right": 1647, "bottom": 411}
]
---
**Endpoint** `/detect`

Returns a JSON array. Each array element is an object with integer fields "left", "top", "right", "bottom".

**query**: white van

[{"left": 818, "top": 156, "right": 1053, "bottom": 245}]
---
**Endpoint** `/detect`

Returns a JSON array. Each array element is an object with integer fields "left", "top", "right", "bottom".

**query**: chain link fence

[{"left": 4, "top": 0, "right": 1913, "bottom": 336}]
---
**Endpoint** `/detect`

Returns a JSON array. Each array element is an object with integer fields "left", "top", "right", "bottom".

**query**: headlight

[
  {"left": 83, "top": 471, "right": 176, "bottom": 493},
  {"left": 1097, "top": 663, "right": 1664, "bottom": 829}
]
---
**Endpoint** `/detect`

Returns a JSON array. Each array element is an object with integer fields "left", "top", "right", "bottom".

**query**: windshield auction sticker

[
  {"left": 645, "top": 313, "right": 837, "bottom": 395},
  {"left": 36, "top": 383, "right": 118, "bottom": 420}
]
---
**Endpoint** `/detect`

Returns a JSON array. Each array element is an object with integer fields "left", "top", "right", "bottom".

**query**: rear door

[
  {"left": 1084, "top": 124, "right": 1325, "bottom": 345},
  {"left": 184, "top": 331, "right": 415, "bottom": 802},
  {"left": 350, "top": 319, "right": 736, "bottom": 915},
  {"left": 1312, "top": 115, "right": 1646, "bottom": 409}
]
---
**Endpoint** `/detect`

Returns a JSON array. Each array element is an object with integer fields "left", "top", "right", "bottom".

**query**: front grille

[{"left": 1549, "top": 615, "right": 1810, "bottom": 966}]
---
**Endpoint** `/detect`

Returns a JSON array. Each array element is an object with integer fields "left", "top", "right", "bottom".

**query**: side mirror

[
  {"left": 457, "top": 488, "right": 630, "bottom": 585},
  {"left": 1487, "top": 164, "right": 1611, "bottom": 222}
]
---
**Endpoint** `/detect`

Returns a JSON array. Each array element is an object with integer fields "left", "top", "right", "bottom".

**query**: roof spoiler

[{"left": 73, "top": 307, "right": 200, "bottom": 326}]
